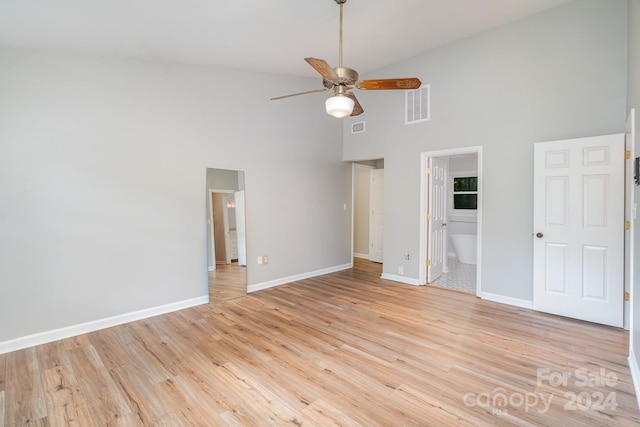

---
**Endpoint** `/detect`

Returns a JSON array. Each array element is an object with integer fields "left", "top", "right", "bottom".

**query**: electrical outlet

[
  {"left": 263, "top": 255, "right": 269, "bottom": 264},
  {"left": 398, "top": 266, "right": 404, "bottom": 275},
  {"left": 257, "top": 256, "right": 263, "bottom": 265}
]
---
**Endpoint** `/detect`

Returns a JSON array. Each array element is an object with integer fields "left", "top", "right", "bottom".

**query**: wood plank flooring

[
  {"left": 2, "top": 258, "right": 639, "bottom": 426},
  {"left": 209, "top": 263, "right": 246, "bottom": 303}
]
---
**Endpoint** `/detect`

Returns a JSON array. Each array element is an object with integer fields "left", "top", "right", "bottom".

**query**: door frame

[
  {"left": 625, "top": 108, "right": 636, "bottom": 331},
  {"left": 420, "top": 146, "right": 483, "bottom": 296},
  {"left": 369, "top": 169, "right": 385, "bottom": 263},
  {"left": 209, "top": 189, "right": 236, "bottom": 270},
  {"left": 351, "top": 163, "right": 376, "bottom": 260},
  {"left": 234, "top": 190, "right": 247, "bottom": 267},
  {"left": 209, "top": 189, "right": 216, "bottom": 271}
]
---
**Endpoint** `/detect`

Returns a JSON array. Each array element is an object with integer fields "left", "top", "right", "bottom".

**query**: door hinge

[
  {"left": 427, "top": 259, "right": 431, "bottom": 266},
  {"left": 625, "top": 221, "right": 631, "bottom": 231},
  {"left": 427, "top": 167, "right": 432, "bottom": 175},
  {"left": 626, "top": 150, "right": 631, "bottom": 160},
  {"left": 624, "top": 291, "right": 630, "bottom": 302}
]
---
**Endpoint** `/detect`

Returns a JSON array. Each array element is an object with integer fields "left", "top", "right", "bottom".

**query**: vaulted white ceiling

[{"left": 0, "top": 0, "right": 573, "bottom": 77}]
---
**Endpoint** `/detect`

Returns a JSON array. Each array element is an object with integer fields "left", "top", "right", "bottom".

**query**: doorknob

[
  {"left": 442, "top": 223, "right": 447, "bottom": 227},
  {"left": 536, "top": 232, "right": 544, "bottom": 238}
]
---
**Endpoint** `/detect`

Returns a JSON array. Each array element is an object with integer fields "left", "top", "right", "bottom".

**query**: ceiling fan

[{"left": 271, "top": 0, "right": 422, "bottom": 118}]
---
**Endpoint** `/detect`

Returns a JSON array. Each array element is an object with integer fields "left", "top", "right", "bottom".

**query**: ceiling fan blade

[
  {"left": 357, "top": 78, "right": 422, "bottom": 91},
  {"left": 304, "top": 57, "right": 339, "bottom": 80},
  {"left": 346, "top": 92, "right": 364, "bottom": 116},
  {"left": 270, "top": 87, "right": 329, "bottom": 101}
]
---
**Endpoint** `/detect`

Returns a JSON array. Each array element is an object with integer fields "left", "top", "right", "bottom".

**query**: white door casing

[
  {"left": 209, "top": 191, "right": 217, "bottom": 271},
  {"left": 533, "top": 134, "right": 625, "bottom": 327},
  {"left": 427, "top": 157, "right": 447, "bottom": 283},
  {"left": 369, "top": 169, "right": 384, "bottom": 263},
  {"left": 226, "top": 194, "right": 238, "bottom": 260},
  {"left": 234, "top": 190, "right": 247, "bottom": 267},
  {"left": 625, "top": 109, "right": 636, "bottom": 331},
  {"left": 222, "top": 194, "right": 231, "bottom": 263}
]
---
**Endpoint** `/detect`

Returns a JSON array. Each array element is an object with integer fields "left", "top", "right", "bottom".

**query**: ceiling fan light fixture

[{"left": 325, "top": 94, "right": 354, "bottom": 118}]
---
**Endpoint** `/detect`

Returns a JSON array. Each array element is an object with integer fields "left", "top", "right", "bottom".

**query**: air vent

[
  {"left": 351, "top": 121, "right": 366, "bottom": 134},
  {"left": 406, "top": 85, "right": 430, "bottom": 124}
]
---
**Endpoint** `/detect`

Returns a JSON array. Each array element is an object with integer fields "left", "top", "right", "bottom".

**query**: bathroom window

[{"left": 453, "top": 176, "right": 477, "bottom": 210}]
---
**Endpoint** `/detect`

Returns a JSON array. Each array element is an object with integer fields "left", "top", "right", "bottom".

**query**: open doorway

[
  {"left": 352, "top": 160, "right": 384, "bottom": 265},
  {"left": 420, "top": 147, "right": 482, "bottom": 296}
]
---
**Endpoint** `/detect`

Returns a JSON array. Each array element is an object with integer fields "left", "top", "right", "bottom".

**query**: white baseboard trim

[
  {"left": 247, "top": 263, "right": 353, "bottom": 293},
  {"left": 208, "top": 266, "right": 215, "bottom": 271},
  {"left": 0, "top": 295, "right": 209, "bottom": 355},
  {"left": 380, "top": 273, "right": 422, "bottom": 286},
  {"left": 480, "top": 292, "right": 533, "bottom": 309},
  {"left": 629, "top": 348, "right": 640, "bottom": 412},
  {"left": 354, "top": 253, "right": 369, "bottom": 259}
]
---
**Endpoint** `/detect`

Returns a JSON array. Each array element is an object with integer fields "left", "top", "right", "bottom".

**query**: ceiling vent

[
  {"left": 406, "top": 85, "right": 430, "bottom": 124},
  {"left": 351, "top": 121, "right": 366, "bottom": 134}
]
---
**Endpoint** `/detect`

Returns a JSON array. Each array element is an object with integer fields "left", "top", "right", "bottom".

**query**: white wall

[
  {"left": 0, "top": 49, "right": 352, "bottom": 346},
  {"left": 343, "top": 0, "right": 628, "bottom": 302}
]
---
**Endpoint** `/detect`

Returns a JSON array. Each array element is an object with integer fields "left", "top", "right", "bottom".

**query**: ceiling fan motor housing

[{"left": 323, "top": 67, "right": 359, "bottom": 89}]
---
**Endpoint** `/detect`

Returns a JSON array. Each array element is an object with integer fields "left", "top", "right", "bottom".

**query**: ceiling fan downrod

[{"left": 336, "top": 0, "right": 347, "bottom": 68}]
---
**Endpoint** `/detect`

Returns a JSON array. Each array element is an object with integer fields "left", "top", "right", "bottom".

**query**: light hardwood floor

[
  {"left": 1, "top": 259, "right": 639, "bottom": 426},
  {"left": 209, "top": 262, "right": 246, "bottom": 303}
]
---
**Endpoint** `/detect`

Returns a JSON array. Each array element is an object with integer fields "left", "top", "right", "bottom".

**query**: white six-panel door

[
  {"left": 427, "top": 157, "right": 446, "bottom": 283},
  {"left": 533, "top": 134, "right": 624, "bottom": 327}
]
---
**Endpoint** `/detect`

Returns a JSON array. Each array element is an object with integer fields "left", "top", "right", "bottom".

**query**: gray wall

[
  {"left": 629, "top": 0, "right": 640, "bottom": 372},
  {"left": 207, "top": 169, "right": 241, "bottom": 192},
  {"left": 0, "top": 49, "right": 352, "bottom": 343},
  {"left": 449, "top": 156, "right": 477, "bottom": 176},
  {"left": 343, "top": 0, "right": 628, "bottom": 301}
]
